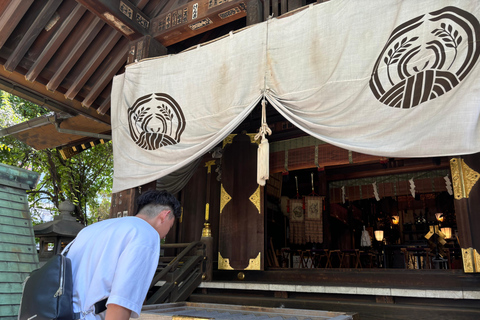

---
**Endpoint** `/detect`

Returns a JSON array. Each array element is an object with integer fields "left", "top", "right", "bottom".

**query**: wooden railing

[{"left": 146, "top": 241, "right": 206, "bottom": 305}]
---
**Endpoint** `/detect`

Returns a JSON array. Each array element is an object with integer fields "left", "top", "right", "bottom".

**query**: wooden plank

[
  {"left": 0, "top": 164, "right": 40, "bottom": 190},
  {"left": 0, "top": 200, "right": 28, "bottom": 212},
  {"left": 0, "top": 0, "right": 34, "bottom": 49},
  {"left": 76, "top": 0, "right": 149, "bottom": 40},
  {"left": 0, "top": 233, "right": 35, "bottom": 246},
  {"left": 0, "top": 251, "right": 38, "bottom": 264},
  {"left": 0, "top": 200, "right": 28, "bottom": 210},
  {"left": 0, "top": 67, "right": 111, "bottom": 125},
  {"left": 0, "top": 303, "right": 21, "bottom": 316},
  {"left": 0, "top": 272, "right": 26, "bottom": 284},
  {"left": 0, "top": 216, "right": 33, "bottom": 228},
  {"left": 46, "top": 16, "right": 105, "bottom": 92},
  {"left": 151, "top": 0, "right": 247, "bottom": 47},
  {"left": 264, "top": 0, "right": 270, "bottom": 20},
  {"left": 271, "top": 0, "right": 279, "bottom": 17},
  {"left": 0, "top": 294, "right": 22, "bottom": 305},
  {"left": 0, "top": 226, "right": 33, "bottom": 238},
  {"left": 64, "top": 30, "right": 122, "bottom": 100},
  {"left": 25, "top": 4, "right": 87, "bottom": 82},
  {"left": 82, "top": 47, "right": 128, "bottom": 108},
  {"left": 219, "top": 133, "right": 264, "bottom": 270},
  {"left": 4, "top": 0, "right": 63, "bottom": 72},
  {"left": 97, "top": 96, "right": 111, "bottom": 115},
  {"left": 0, "top": 207, "right": 30, "bottom": 220},
  {"left": 246, "top": 0, "right": 263, "bottom": 26},
  {"left": 281, "top": 0, "right": 288, "bottom": 15},
  {"left": 0, "top": 192, "right": 25, "bottom": 203},
  {"left": 0, "top": 283, "right": 22, "bottom": 295},
  {"left": 0, "top": 261, "right": 37, "bottom": 273}
]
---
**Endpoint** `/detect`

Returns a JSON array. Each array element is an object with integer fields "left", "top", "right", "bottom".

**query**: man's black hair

[{"left": 135, "top": 189, "right": 181, "bottom": 218}]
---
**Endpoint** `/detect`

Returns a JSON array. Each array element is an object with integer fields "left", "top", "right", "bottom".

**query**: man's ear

[{"left": 159, "top": 209, "right": 171, "bottom": 222}]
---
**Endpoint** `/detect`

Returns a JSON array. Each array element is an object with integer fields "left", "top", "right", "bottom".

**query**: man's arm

[{"left": 105, "top": 304, "right": 132, "bottom": 320}]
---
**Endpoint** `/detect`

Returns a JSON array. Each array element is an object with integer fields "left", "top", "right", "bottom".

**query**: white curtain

[{"left": 112, "top": 0, "right": 480, "bottom": 193}]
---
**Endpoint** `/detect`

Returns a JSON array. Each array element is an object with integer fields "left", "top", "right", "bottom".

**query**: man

[{"left": 65, "top": 190, "right": 181, "bottom": 319}]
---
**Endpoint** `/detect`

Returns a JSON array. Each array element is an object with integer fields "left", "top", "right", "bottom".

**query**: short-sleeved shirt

[{"left": 66, "top": 216, "right": 160, "bottom": 319}]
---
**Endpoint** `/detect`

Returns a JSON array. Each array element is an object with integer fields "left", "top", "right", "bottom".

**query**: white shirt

[{"left": 66, "top": 216, "right": 160, "bottom": 319}]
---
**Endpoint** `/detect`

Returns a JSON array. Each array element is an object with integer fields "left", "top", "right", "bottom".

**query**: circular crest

[
  {"left": 370, "top": 6, "right": 480, "bottom": 109},
  {"left": 127, "top": 93, "right": 186, "bottom": 150}
]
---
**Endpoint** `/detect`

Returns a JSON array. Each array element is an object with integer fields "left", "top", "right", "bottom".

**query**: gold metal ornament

[
  {"left": 218, "top": 252, "right": 234, "bottom": 270},
  {"left": 202, "top": 222, "right": 211, "bottom": 237},
  {"left": 205, "top": 203, "right": 210, "bottom": 221},
  {"left": 249, "top": 185, "right": 261, "bottom": 214},
  {"left": 450, "top": 158, "right": 480, "bottom": 199},
  {"left": 461, "top": 247, "right": 480, "bottom": 273},
  {"left": 244, "top": 252, "right": 261, "bottom": 270},
  {"left": 247, "top": 133, "right": 260, "bottom": 145},
  {"left": 205, "top": 160, "right": 216, "bottom": 174},
  {"left": 237, "top": 272, "right": 245, "bottom": 280},
  {"left": 223, "top": 134, "right": 236, "bottom": 148},
  {"left": 220, "top": 184, "right": 232, "bottom": 214}
]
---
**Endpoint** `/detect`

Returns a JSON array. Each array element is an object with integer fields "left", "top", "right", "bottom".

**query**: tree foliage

[{"left": 0, "top": 91, "right": 113, "bottom": 225}]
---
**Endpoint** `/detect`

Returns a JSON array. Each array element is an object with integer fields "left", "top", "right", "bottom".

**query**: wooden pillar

[
  {"left": 127, "top": 35, "right": 167, "bottom": 64},
  {"left": 450, "top": 153, "right": 480, "bottom": 273},
  {"left": 287, "top": 0, "right": 306, "bottom": 11},
  {"left": 110, "top": 180, "right": 157, "bottom": 218},
  {"left": 246, "top": 0, "right": 263, "bottom": 26}
]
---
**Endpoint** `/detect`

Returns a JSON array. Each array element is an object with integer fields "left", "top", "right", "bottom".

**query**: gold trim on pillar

[
  {"left": 218, "top": 252, "right": 234, "bottom": 270},
  {"left": 220, "top": 184, "right": 231, "bottom": 214},
  {"left": 223, "top": 133, "right": 259, "bottom": 148},
  {"left": 205, "top": 203, "right": 210, "bottom": 221},
  {"left": 223, "top": 134, "right": 236, "bottom": 148},
  {"left": 450, "top": 158, "right": 480, "bottom": 199},
  {"left": 247, "top": 133, "right": 260, "bottom": 145},
  {"left": 205, "top": 160, "right": 216, "bottom": 174},
  {"left": 249, "top": 185, "right": 261, "bottom": 214},
  {"left": 244, "top": 252, "right": 261, "bottom": 270},
  {"left": 462, "top": 248, "right": 480, "bottom": 273}
]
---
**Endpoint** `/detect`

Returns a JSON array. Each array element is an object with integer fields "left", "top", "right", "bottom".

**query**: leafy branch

[
  {"left": 384, "top": 36, "right": 418, "bottom": 85},
  {"left": 432, "top": 23, "right": 462, "bottom": 69}
]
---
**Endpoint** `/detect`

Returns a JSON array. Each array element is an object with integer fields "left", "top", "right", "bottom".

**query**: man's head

[{"left": 135, "top": 190, "right": 181, "bottom": 238}]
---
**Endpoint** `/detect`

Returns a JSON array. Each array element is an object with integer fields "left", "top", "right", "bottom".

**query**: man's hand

[{"left": 105, "top": 303, "right": 132, "bottom": 320}]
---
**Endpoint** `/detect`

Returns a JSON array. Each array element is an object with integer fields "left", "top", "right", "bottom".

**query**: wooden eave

[{"left": 0, "top": 0, "right": 261, "bottom": 152}]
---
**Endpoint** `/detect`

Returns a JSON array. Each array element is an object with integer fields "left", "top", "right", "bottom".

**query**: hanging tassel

[{"left": 255, "top": 98, "right": 272, "bottom": 186}]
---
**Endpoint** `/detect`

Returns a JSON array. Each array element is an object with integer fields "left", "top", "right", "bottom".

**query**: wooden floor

[
  {"left": 140, "top": 302, "right": 355, "bottom": 320},
  {"left": 186, "top": 268, "right": 480, "bottom": 320}
]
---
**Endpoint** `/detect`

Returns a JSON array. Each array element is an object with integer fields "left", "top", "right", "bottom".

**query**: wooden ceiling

[{"left": 0, "top": 0, "right": 316, "bottom": 155}]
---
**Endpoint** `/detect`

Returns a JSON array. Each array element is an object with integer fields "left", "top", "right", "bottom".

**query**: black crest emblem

[
  {"left": 370, "top": 6, "right": 480, "bottom": 109},
  {"left": 128, "top": 93, "right": 186, "bottom": 150}
]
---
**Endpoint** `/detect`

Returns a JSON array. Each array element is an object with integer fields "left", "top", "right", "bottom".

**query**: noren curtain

[{"left": 112, "top": 0, "right": 480, "bottom": 192}]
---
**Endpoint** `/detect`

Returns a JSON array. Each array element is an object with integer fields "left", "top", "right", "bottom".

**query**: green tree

[{"left": 0, "top": 91, "right": 113, "bottom": 225}]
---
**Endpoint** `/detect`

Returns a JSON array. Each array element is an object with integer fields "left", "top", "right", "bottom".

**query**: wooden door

[{"left": 218, "top": 133, "right": 264, "bottom": 270}]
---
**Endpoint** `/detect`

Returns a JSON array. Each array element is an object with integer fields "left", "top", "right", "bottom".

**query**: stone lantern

[{"left": 33, "top": 200, "right": 85, "bottom": 264}]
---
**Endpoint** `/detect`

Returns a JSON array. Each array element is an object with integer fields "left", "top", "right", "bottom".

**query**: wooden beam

[
  {"left": 97, "top": 96, "right": 111, "bottom": 115},
  {"left": 246, "top": 0, "right": 263, "bottom": 26},
  {"left": 126, "top": 35, "right": 167, "bottom": 64},
  {"left": 326, "top": 162, "right": 449, "bottom": 181},
  {"left": 151, "top": 0, "right": 247, "bottom": 47},
  {"left": 64, "top": 30, "right": 122, "bottom": 100},
  {"left": 4, "top": 0, "right": 63, "bottom": 72},
  {"left": 82, "top": 45, "right": 129, "bottom": 108},
  {"left": 0, "top": 67, "right": 111, "bottom": 124},
  {"left": 0, "top": 0, "right": 34, "bottom": 49},
  {"left": 264, "top": 0, "right": 270, "bottom": 20},
  {"left": 46, "top": 16, "right": 105, "bottom": 92},
  {"left": 271, "top": 0, "right": 279, "bottom": 18},
  {"left": 76, "top": 0, "right": 150, "bottom": 40},
  {"left": 25, "top": 4, "right": 87, "bottom": 82}
]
